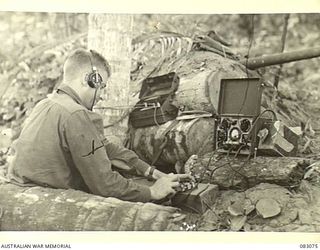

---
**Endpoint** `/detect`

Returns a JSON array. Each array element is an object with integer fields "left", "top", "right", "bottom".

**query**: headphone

[{"left": 85, "top": 50, "right": 104, "bottom": 89}]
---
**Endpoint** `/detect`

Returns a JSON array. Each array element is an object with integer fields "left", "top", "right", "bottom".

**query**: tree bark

[
  {"left": 88, "top": 14, "right": 133, "bottom": 145},
  {"left": 0, "top": 183, "right": 184, "bottom": 231}
]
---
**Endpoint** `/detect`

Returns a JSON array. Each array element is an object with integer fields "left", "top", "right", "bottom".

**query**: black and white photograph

[{"left": 0, "top": 5, "right": 320, "bottom": 238}]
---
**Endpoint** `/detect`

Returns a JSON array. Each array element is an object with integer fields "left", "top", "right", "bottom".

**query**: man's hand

[
  {"left": 149, "top": 174, "right": 193, "bottom": 200},
  {"left": 168, "top": 173, "right": 195, "bottom": 182}
]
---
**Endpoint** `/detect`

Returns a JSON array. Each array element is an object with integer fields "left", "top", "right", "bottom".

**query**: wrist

[
  {"left": 147, "top": 166, "right": 155, "bottom": 181},
  {"left": 149, "top": 186, "right": 157, "bottom": 200},
  {"left": 153, "top": 169, "right": 166, "bottom": 180}
]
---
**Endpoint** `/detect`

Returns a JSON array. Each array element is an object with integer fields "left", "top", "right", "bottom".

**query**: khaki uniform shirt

[{"left": 8, "top": 84, "right": 151, "bottom": 202}]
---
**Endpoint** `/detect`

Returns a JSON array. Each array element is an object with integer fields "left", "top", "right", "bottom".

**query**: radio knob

[
  {"left": 220, "top": 118, "right": 230, "bottom": 129},
  {"left": 240, "top": 118, "right": 251, "bottom": 132}
]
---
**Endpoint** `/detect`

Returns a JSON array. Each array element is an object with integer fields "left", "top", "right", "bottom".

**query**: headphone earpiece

[{"left": 85, "top": 53, "right": 104, "bottom": 89}]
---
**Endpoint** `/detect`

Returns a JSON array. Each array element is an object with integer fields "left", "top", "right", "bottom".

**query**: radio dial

[{"left": 230, "top": 128, "right": 241, "bottom": 141}]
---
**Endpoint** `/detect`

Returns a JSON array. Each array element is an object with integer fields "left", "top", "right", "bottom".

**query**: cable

[
  {"left": 206, "top": 145, "right": 245, "bottom": 180},
  {"left": 216, "top": 15, "right": 257, "bottom": 158},
  {"left": 208, "top": 147, "right": 233, "bottom": 179},
  {"left": 245, "top": 14, "right": 255, "bottom": 76},
  {"left": 153, "top": 105, "right": 161, "bottom": 127},
  {"left": 238, "top": 14, "right": 255, "bottom": 116},
  {"left": 226, "top": 152, "right": 251, "bottom": 189},
  {"left": 225, "top": 145, "right": 244, "bottom": 188},
  {"left": 196, "top": 149, "right": 217, "bottom": 185},
  {"left": 103, "top": 110, "right": 130, "bottom": 129},
  {"left": 90, "top": 87, "right": 98, "bottom": 111},
  {"left": 246, "top": 109, "right": 277, "bottom": 138},
  {"left": 207, "top": 145, "right": 251, "bottom": 190},
  {"left": 94, "top": 102, "right": 163, "bottom": 110}
]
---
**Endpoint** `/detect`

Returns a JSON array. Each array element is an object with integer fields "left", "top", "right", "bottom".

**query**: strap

[
  {"left": 151, "top": 119, "right": 180, "bottom": 165},
  {"left": 147, "top": 166, "right": 156, "bottom": 181},
  {"left": 151, "top": 137, "right": 168, "bottom": 165}
]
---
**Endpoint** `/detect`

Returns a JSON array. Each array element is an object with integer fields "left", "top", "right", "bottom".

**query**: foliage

[
  {"left": 0, "top": 13, "right": 87, "bottom": 138},
  {"left": 0, "top": 13, "right": 87, "bottom": 171}
]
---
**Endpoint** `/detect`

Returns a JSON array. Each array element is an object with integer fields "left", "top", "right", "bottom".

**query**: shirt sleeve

[
  {"left": 103, "top": 139, "right": 151, "bottom": 175},
  {"left": 62, "top": 110, "right": 151, "bottom": 202}
]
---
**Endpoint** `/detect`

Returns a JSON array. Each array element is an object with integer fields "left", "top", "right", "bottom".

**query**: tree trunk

[
  {"left": 88, "top": 14, "right": 133, "bottom": 145},
  {"left": 0, "top": 183, "right": 184, "bottom": 231}
]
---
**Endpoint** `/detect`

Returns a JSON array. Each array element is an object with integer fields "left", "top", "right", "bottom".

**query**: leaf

[
  {"left": 256, "top": 198, "right": 281, "bottom": 219},
  {"left": 3, "top": 113, "right": 15, "bottom": 122},
  {"left": 243, "top": 223, "right": 251, "bottom": 232},
  {"left": 46, "top": 69, "right": 60, "bottom": 80},
  {"left": 228, "top": 201, "right": 244, "bottom": 216},
  {"left": 230, "top": 215, "right": 247, "bottom": 231},
  {"left": 184, "top": 37, "right": 194, "bottom": 52},
  {"left": 0, "top": 128, "right": 12, "bottom": 149},
  {"left": 176, "top": 37, "right": 182, "bottom": 56},
  {"left": 159, "top": 37, "right": 166, "bottom": 56},
  {"left": 169, "top": 36, "right": 175, "bottom": 49},
  {"left": 304, "top": 168, "right": 314, "bottom": 180},
  {"left": 244, "top": 204, "right": 256, "bottom": 215}
]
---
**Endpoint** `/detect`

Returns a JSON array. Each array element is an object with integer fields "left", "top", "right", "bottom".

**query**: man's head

[{"left": 62, "top": 48, "right": 111, "bottom": 110}]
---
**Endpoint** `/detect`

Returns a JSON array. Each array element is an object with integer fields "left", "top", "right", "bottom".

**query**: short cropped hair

[
  {"left": 89, "top": 49, "right": 111, "bottom": 77},
  {"left": 63, "top": 48, "right": 111, "bottom": 80}
]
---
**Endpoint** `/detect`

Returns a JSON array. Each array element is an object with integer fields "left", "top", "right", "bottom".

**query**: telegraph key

[
  {"left": 131, "top": 176, "right": 218, "bottom": 214},
  {"left": 171, "top": 183, "right": 219, "bottom": 214}
]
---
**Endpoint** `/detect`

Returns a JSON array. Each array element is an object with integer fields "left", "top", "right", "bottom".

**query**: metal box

[{"left": 215, "top": 78, "right": 263, "bottom": 155}]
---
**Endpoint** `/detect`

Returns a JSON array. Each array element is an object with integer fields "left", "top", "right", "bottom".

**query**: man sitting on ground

[{"left": 8, "top": 48, "right": 187, "bottom": 202}]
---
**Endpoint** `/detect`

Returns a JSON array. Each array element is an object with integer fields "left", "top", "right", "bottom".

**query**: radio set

[{"left": 215, "top": 78, "right": 263, "bottom": 155}]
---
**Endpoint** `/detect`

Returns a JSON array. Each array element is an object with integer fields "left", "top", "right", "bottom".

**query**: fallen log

[
  {"left": 0, "top": 183, "right": 185, "bottom": 231},
  {"left": 131, "top": 117, "right": 215, "bottom": 167},
  {"left": 130, "top": 50, "right": 249, "bottom": 113},
  {"left": 193, "top": 153, "right": 310, "bottom": 190}
]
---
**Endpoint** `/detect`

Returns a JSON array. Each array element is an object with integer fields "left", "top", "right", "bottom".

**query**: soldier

[{"left": 8, "top": 48, "right": 188, "bottom": 202}]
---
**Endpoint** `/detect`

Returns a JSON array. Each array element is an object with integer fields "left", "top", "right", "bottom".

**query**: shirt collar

[{"left": 56, "top": 84, "right": 88, "bottom": 109}]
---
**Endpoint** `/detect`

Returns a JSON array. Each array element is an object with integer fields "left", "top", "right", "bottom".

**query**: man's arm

[
  {"left": 62, "top": 110, "right": 152, "bottom": 202},
  {"left": 103, "top": 139, "right": 167, "bottom": 180}
]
